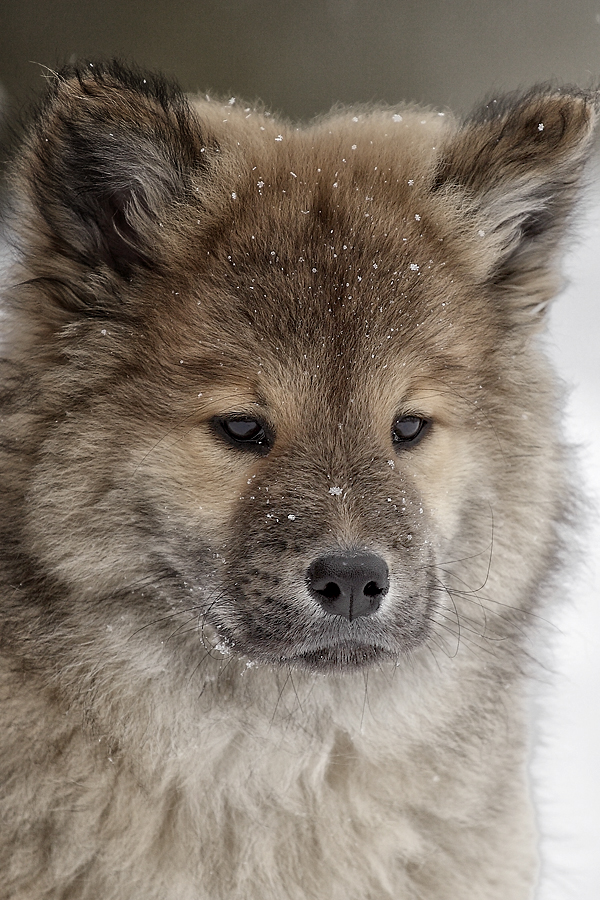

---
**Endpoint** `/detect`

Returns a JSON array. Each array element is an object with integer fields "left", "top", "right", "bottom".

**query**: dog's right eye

[{"left": 212, "top": 416, "right": 273, "bottom": 453}]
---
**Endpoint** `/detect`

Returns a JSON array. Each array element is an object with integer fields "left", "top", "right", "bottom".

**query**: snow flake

[
  {"left": 392, "top": 114, "right": 403, "bottom": 122},
  {"left": 409, "top": 263, "right": 420, "bottom": 272},
  {"left": 275, "top": 134, "right": 284, "bottom": 142},
  {"left": 538, "top": 123, "right": 544, "bottom": 131},
  {"left": 328, "top": 486, "right": 343, "bottom": 496}
]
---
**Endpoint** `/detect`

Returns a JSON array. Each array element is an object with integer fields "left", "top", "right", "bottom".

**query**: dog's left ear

[{"left": 434, "top": 88, "right": 598, "bottom": 319}]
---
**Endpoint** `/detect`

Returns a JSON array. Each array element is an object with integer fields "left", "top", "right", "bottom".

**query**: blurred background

[
  {"left": 2, "top": 0, "right": 600, "bottom": 121},
  {"left": 0, "top": 2, "right": 598, "bottom": 898}
]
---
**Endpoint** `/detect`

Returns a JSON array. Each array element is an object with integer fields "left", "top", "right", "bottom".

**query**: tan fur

[{"left": 0, "top": 62, "right": 597, "bottom": 899}]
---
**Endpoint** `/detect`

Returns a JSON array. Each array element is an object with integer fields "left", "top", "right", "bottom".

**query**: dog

[{"left": 0, "top": 61, "right": 596, "bottom": 899}]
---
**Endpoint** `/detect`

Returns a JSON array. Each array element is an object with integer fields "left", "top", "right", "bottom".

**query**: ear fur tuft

[
  {"left": 12, "top": 60, "right": 211, "bottom": 279},
  {"left": 434, "top": 86, "right": 599, "bottom": 316}
]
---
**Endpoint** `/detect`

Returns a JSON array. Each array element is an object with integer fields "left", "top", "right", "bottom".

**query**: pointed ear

[
  {"left": 13, "top": 61, "right": 211, "bottom": 279},
  {"left": 434, "top": 87, "right": 599, "bottom": 318}
]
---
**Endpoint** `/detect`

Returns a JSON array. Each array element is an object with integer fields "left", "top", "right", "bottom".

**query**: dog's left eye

[
  {"left": 213, "top": 416, "right": 272, "bottom": 453},
  {"left": 392, "top": 416, "right": 430, "bottom": 447}
]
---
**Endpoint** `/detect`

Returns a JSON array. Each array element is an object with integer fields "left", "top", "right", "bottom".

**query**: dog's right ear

[{"left": 12, "top": 61, "right": 213, "bottom": 282}]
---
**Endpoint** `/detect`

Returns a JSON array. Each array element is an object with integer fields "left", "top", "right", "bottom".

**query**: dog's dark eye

[
  {"left": 213, "top": 416, "right": 272, "bottom": 453},
  {"left": 392, "top": 416, "right": 430, "bottom": 447}
]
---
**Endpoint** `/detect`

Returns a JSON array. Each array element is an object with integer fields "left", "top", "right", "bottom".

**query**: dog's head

[{"left": 5, "top": 63, "right": 597, "bottom": 673}]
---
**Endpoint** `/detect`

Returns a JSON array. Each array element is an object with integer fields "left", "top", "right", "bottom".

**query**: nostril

[
  {"left": 306, "top": 552, "right": 389, "bottom": 621},
  {"left": 363, "top": 580, "right": 383, "bottom": 598},
  {"left": 320, "top": 581, "right": 341, "bottom": 600}
]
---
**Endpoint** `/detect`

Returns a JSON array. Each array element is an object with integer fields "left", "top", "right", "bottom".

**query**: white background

[{"left": 535, "top": 174, "right": 600, "bottom": 899}]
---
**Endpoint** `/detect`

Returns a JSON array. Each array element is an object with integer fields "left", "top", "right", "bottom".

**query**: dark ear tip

[
  {"left": 49, "top": 59, "right": 188, "bottom": 108},
  {"left": 466, "top": 84, "right": 600, "bottom": 142},
  {"left": 37, "top": 58, "right": 207, "bottom": 170}
]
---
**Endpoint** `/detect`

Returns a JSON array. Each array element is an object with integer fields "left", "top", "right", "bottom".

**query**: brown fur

[{"left": 0, "top": 61, "right": 597, "bottom": 899}]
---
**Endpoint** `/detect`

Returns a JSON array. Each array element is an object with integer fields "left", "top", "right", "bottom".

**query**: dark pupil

[
  {"left": 225, "top": 419, "right": 263, "bottom": 440},
  {"left": 393, "top": 416, "right": 423, "bottom": 440}
]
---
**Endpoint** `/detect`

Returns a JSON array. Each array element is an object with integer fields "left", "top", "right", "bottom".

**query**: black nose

[{"left": 306, "top": 552, "right": 389, "bottom": 621}]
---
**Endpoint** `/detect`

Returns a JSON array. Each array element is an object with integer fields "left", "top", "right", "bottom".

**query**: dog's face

[
  {"left": 6, "top": 65, "right": 597, "bottom": 676},
  {"left": 136, "top": 180, "right": 500, "bottom": 671}
]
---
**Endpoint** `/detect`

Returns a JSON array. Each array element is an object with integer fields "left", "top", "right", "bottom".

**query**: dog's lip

[
  {"left": 270, "top": 626, "right": 400, "bottom": 666},
  {"left": 277, "top": 640, "right": 397, "bottom": 671},
  {"left": 206, "top": 619, "right": 396, "bottom": 669}
]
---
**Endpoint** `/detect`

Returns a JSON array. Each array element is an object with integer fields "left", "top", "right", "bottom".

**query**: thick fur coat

[{"left": 0, "top": 62, "right": 597, "bottom": 899}]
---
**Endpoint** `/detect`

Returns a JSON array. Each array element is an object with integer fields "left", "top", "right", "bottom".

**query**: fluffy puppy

[{"left": 0, "top": 62, "right": 597, "bottom": 899}]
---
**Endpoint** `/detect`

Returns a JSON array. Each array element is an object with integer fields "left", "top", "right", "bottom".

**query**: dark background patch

[{"left": 0, "top": 0, "right": 599, "bottom": 123}]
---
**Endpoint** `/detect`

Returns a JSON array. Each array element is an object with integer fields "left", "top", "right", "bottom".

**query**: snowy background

[{"left": 534, "top": 173, "right": 600, "bottom": 900}]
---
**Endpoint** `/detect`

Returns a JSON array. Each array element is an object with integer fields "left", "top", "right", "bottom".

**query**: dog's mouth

[
  {"left": 204, "top": 603, "right": 431, "bottom": 673},
  {"left": 277, "top": 641, "right": 398, "bottom": 672},
  {"left": 215, "top": 634, "right": 399, "bottom": 672}
]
